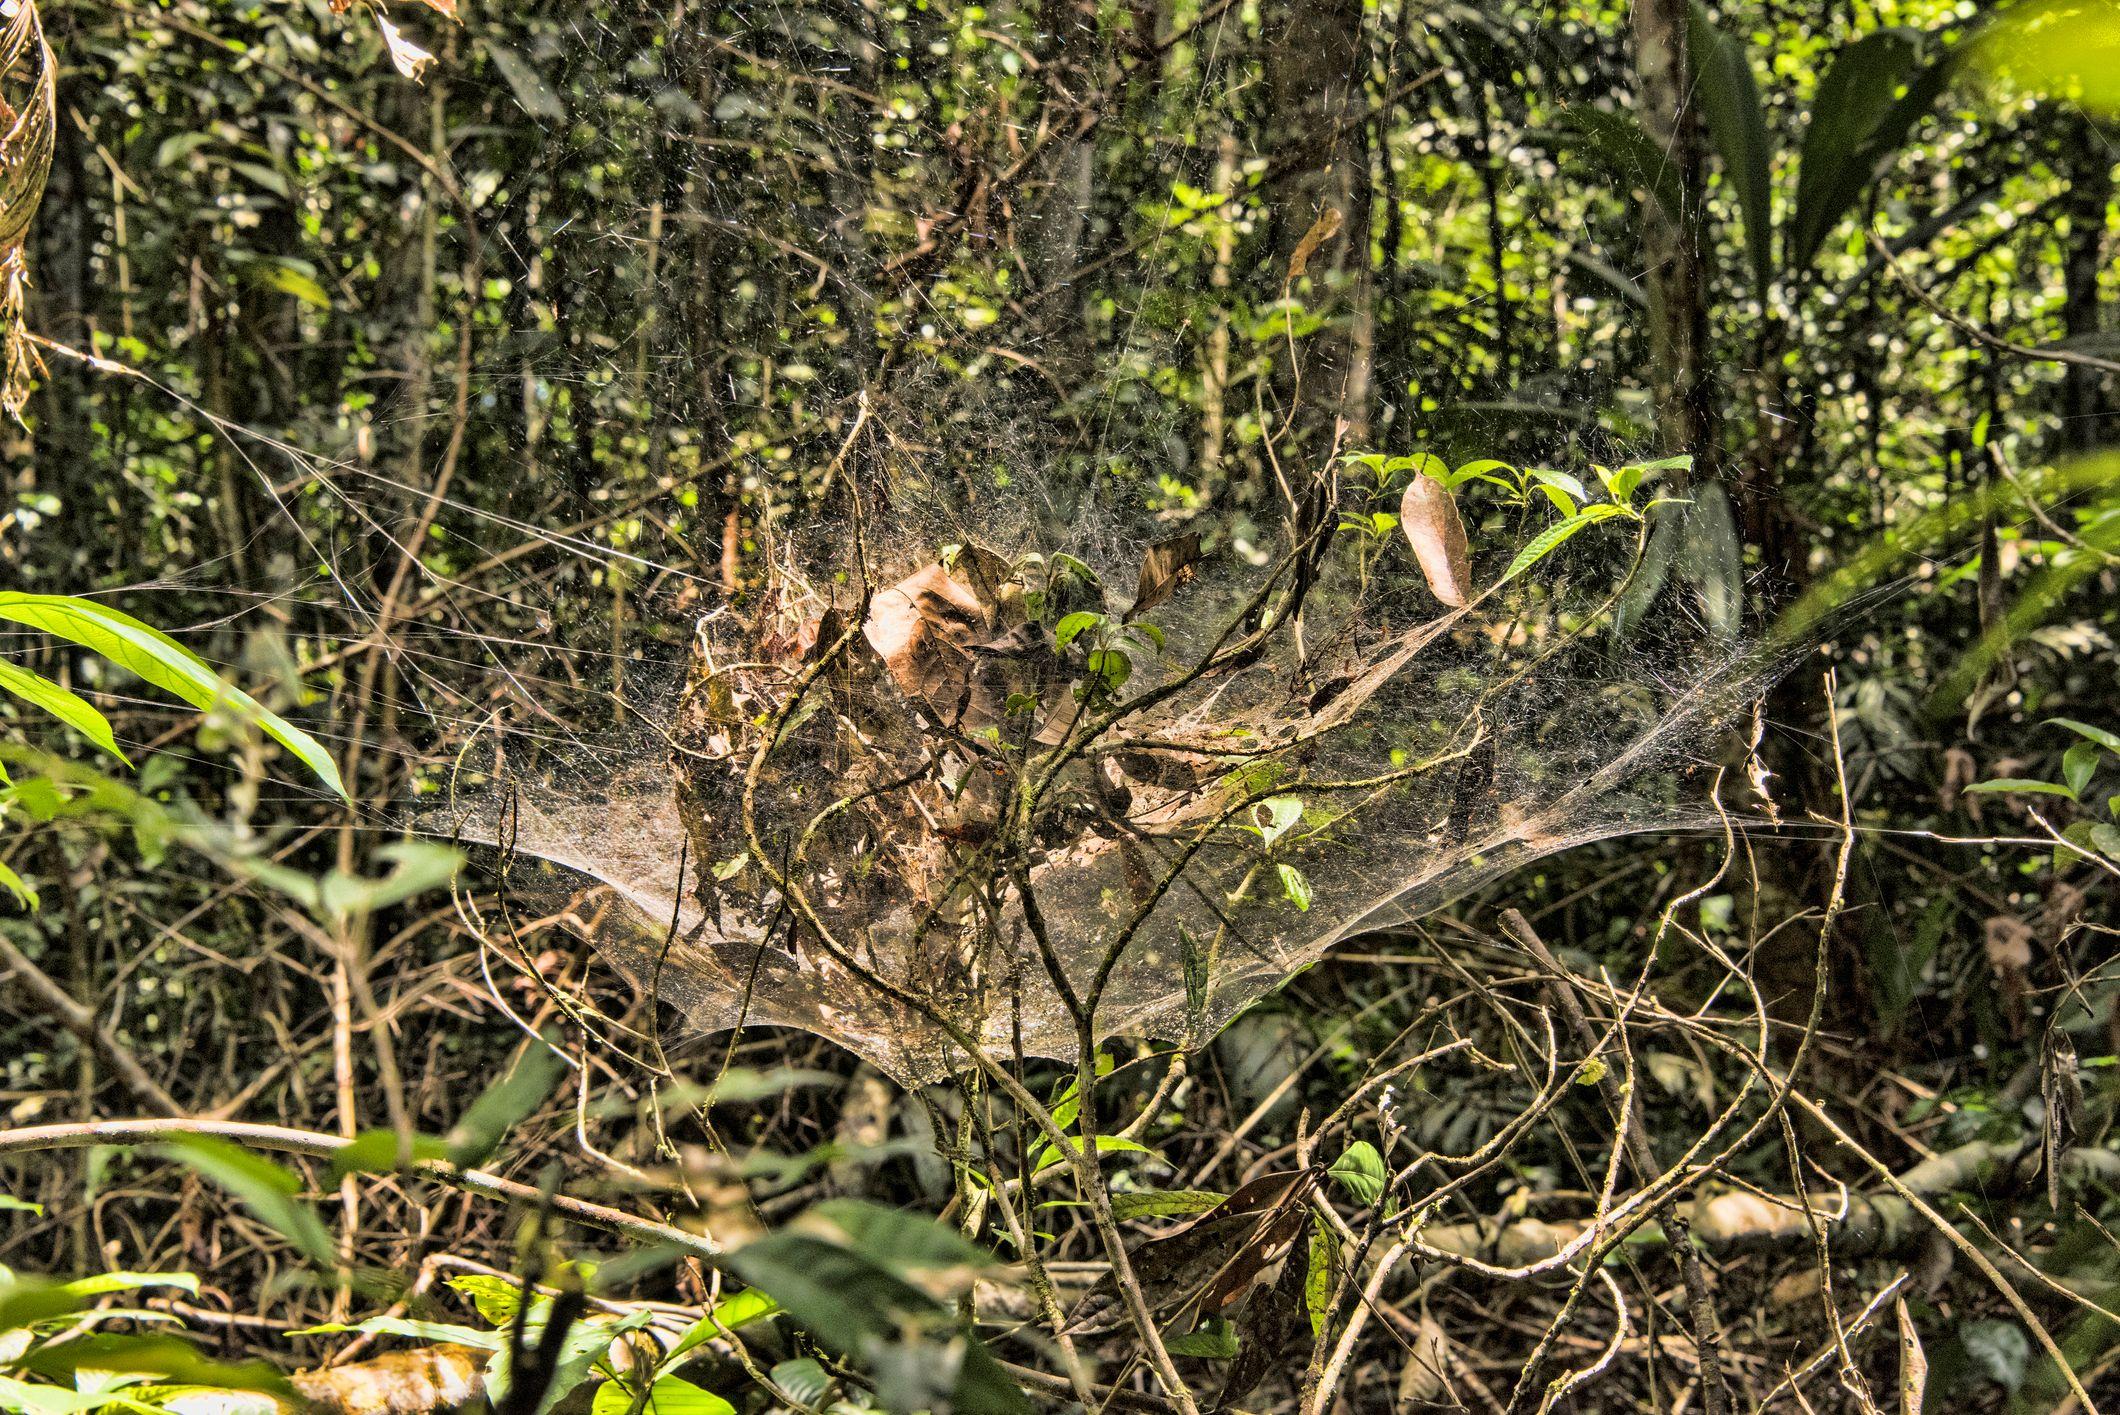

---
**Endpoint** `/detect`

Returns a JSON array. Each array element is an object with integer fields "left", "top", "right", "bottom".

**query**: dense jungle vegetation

[{"left": 2, "top": 0, "right": 2119, "bottom": 1411}]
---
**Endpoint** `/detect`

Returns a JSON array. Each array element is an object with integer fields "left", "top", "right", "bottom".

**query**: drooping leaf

[
  {"left": 375, "top": 14, "right": 436, "bottom": 80},
  {"left": 2049, "top": 717, "right": 2120, "bottom": 754},
  {"left": 0, "top": 594, "right": 346, "bottom": 800},
  {"left": 1690, "top": 4, "right": 1775, "bottom": 293},
  {"left": 156, "top": 1136, "right": 338, "bottom": 1272},
  {"left": 445, "top": 1040, "right": 568, "bottom": 1167},
  {"left": 1789, "top": 30, "right": 1953, "bottom": 270},
  {"left": 486, "top": 43, "right": 567, "bottom": 121},
  {"left": 1399, "top": 475, "right": 1472, "bottom": 607},
  {"left": 0, "top": 660, "right": 126, "bottom": 764},
  {"left": 1544, "top": 107, "right": 1684, "bottom": 219},
  {"left": 1502, "top": 504, "right": 1628, "bottom": 583}
]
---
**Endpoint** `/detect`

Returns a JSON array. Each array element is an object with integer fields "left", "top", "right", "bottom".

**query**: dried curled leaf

[
  {"left": 1399, "top": 474, "right": 1471, "bottom": 607},
  {"left": 1130, "top": 531, "right": 1200, "bottom": 618},
  {"left": 1286, "top": 205, "right": 1343, "bottom": 283},
  {"left": 0, "top": 0, "right": 55, "bottom": 421},
  {"left": 376, "top": 13, "right": 438, "bottom": 81}
]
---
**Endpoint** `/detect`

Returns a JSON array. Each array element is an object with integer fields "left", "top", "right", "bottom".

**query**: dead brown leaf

[{"left": 1400, "top": 475, "right": 1471, "bottom": 607}]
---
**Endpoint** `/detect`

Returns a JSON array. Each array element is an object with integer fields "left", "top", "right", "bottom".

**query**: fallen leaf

[{"left": 1400, "top": 475, "right": 1471, "bottom": 607}]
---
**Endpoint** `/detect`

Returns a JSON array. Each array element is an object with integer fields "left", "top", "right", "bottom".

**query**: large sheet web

[{"left": 435, "top": 474, "right": 1774, "bottom": 1083}]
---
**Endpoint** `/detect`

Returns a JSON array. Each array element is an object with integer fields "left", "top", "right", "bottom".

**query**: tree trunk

[
  {"left": 1266, "top": 0, "right": 1373, "bottom": 450},
  {"left": 1632, "top": 0, "right": 1718, "bottom": 476}
]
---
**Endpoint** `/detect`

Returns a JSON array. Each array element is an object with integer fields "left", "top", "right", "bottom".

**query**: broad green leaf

[
  {"left": 662, "top": 1289, "right": 781, "bottom": 1364},
  {"left": 1977, "top": 0, "right": 2120, "bottom": 113},
  {"left": 2063, "top": 741, "right": 2099, "bottom": 798},
  {"left": 155, "top": 1136, "right": 337, "bottom": 1272},
  {"left": 1053, "top": 612, "right": 1102, "bottom": 649},
  {"left": 446, "top": 1273, "right": 524, "bottom": 1327},
  {"left": 1546, "top": 107, "right": 1683, "bottom": 219},
  {"left": 1327, "top": 1141, "right": 1386, "bottom": 1205},
  {"left": 327, "top": 1128, "right": 449, "bottom": 1180},
  {"left": 1789, "top": 31, "right": 1952, "bottom": 270},
  {"left": 0, "top": 595, "right": 346, "bottom": 801},
  {"left": 1163, "top": 1318, "right": 1239, "bottom": 1359},
  {"left": 2049, "top": 717, "right": 2120, "bottom": 754},
  {"left": 0, "top": 661, "right": 127, "bottom": 764},
  {"left": 1030, "top": 1135, "right": 1154, "bottom": 1175},
  {"left": 485, "top": 42, "right": 567, "bottom": 120},
  {"left": 1252, "top": 795, "right": 1304, "bottom": 847},
  {"left": 723, "top": 1233, "right": 1028, "bottom": 1415},
  {"left": 591, "top": 1377, "right": 734, "bottom": 1415},
  {"left": 1304, "top": 1221, "right": 1333, "bottom": 1335},
  {"left": 769, "top": 1359, "right": 831, "bottom": 1408},
  {"left": 1690, "top": 4, "right": 1775, "bottom": 292},
  {"left": 792, "top": 1200, "right": 998, "bottom": 1278}
]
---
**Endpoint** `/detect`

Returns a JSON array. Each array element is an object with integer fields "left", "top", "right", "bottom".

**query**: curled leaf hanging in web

[{"left": 0, "top": 0, "right": 54, "bottom": 421}]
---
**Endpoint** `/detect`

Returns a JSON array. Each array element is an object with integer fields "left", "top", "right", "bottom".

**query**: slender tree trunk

[
  {"left": 1632, "top": 0, "right": 1717, "bottom": 476},
  {"left": 2057, "top": 115, "right": 2114, "bottom": 453},
  {"left": 1266, "top": 0, "right": 1373, "bottom": 449}
]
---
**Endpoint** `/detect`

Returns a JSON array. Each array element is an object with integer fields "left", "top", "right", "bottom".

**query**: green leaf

[
  {"left": 794, "top": 1200, "right": 998, "bottom": 1277},
  {"left": 2063, "top": 741, "right": 2100, "bottom": 798},
  {"left": 1053, "top": 612, "right": 1102, "bottom": 649},
  {"left": 770, "top": 1359, "right": 832, "bottom": 1408},
  {"left": 1163, "top": 1318, "right": 1240, "bottom": 1359},
  {"left": 0, "top": 860, "right": 37, "bottom": 911},
  {"left": 591, "top": 1377, "right": 734, "bottom": 1415},
  {"left": 723, "top": 1233, "right": 1028, "bottom": 1415},
  {"left": 0, "top": 1193, "right": 43, "bottom": 1215},
  {"left": 1252, "top": 795, "right": 1304, "bottom": 848},
  {"left": 293, "top": 1317, "right": 504, "bottom": 1349},
  {"left": 156, "top": 1136, "right": 337, "bottom": 1272},
  {"left": 2049, "top": 717, "right": 2120, "bottom": 754},
  {"left": 0, "top": 660, "right": 128, "bottom": 764},
  {"left": 1789, "top": 30, "right": 1952, "bottom": 270},
  {"left": 1304, "top": 1221, "right": 1333, "bottom": 1335},
  {"left": 445, "top": 1040, "right": 568, "bottom": 1167},
  {"left": 1108, "top": 1189, "right": 1228, "bottom": 1222},
  {"left": 662, "top": 1290, "right": 780, "bottom": 1364},
  {"left": 254, "top": 263, "right": 331, "bottom": 310},
  {"left": 0, "top": 595, "right": 346, "bottom": 801},
  {"left": 1977, "top": 0, "right": 2120, "bottom": 114},
  {"left": 1327, "top": 1141, "right": 1386, "bottom": 1205},
  {"left": 1547, "top": 107, "right": 1683, "bottom": 219},
  {"left": 446, "top": 1274, "right": 525, "bottom": 1327},
  {"left": 1276, "top": 862, "right": 1313, "bottom": 911},
  {"left": 1689, "top": 4, "right": 1775, "bottom": 293},
  {"left": 1502, "top": 505, "right": 1628, "bottom": 583},
  {"left": 1030, "top": 1135, "right": 1154, "bottom": 1175},
  {"left": 328, "top": 1128, "right": 449, "bottom": 1181},
  {"left": 1962, "top": 778, "right": 2078, "bottom": 800}
]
